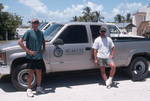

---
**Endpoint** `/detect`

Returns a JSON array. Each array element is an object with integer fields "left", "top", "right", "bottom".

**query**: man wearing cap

[
  {"left": 92, "top": 26, "right": 116, "bottom": 89},
  {"left": 18, "top": 18, "right": 46, "bottom": 97}
]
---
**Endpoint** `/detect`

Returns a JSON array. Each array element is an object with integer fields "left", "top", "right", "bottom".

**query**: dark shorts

[
  {"left": 27, "top": 59, "right": 44, "bottom": 70},
  {"left": 97, "top": 58, "right": 114, "bottom": 66}
]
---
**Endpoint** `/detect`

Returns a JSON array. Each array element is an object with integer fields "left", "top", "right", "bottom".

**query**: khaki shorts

[{"left": 97, "top": 58, "right": 114, "bottom": 66}]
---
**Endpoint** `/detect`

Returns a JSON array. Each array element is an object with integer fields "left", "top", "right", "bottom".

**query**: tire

[
  {"left": 11, "top": 63, "right": 36, "bottom": 91},
  {"left": 128, "top": 57, "right": 149, "bottom": 81}
]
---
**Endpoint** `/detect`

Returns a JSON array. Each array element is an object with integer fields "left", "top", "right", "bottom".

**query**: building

[
  {"left": 115, "top": 23, "right": 136, "bottom": 34},
  {"left": 132, "top": 4, "right": 150, "bottom": 37}
]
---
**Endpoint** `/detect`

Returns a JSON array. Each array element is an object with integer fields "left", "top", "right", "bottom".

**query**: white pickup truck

[{"left": 0, "top": 22, "right": 150, "bottom": 90}]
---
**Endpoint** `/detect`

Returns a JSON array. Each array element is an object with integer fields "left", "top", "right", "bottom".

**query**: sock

[
  {"left": 105, "top": 79, "right": 109, "bottom": 85},
  {"left": 108, "top": 77, "right": 113, "bottom": 84},
  {"left": 37, "top": 87, "right": 41, "bottom": 89},
  {"left": 109, "top": 77, "right": 113, "bottom": 81}
]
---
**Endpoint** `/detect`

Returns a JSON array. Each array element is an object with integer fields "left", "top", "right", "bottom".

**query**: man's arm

[
  {"left": 42, "top": 40, "right": 45, "bottom": 55},
  {"left": 93, "top": 49, "right": 98, "bottom": 65},
  {"left": 109, "top": 46, "right": 115, "bottom": 58},
  {"left": 18, "top": 38, "right": 35, "bottom": 56}
]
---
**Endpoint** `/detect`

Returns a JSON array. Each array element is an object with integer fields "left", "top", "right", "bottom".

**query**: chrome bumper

[{"left": 0, "top": 65, "right": 10, "bottom": 79}]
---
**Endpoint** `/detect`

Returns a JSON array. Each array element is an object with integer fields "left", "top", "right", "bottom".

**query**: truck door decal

[{"left": 53, "top": 48, "right": 63, "bottom": 57}]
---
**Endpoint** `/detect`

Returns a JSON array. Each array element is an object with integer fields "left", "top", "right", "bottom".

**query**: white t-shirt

[{"left": 92, "top": 36, "right": 114, "bottom": 59}]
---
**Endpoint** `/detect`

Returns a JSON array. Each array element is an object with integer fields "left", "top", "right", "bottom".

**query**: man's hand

[
  {"left": 42, "top": 49, "right": 45, "bottom": 55},
  {"left": 26, "top": 49, "right": 35, "bottom": 56},
  {"left": 94, "top": 59, "right": 98, "bottom": 65},
  {"left": 109, "top": 55, "right": 114, "bottom": 59}
]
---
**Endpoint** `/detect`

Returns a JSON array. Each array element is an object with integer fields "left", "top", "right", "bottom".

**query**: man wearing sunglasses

[
  {"left": 92, "top": 26, "right": 116, "bottom": 89},
  {"left": 18, "top": 18, "right": 46, "bottom": 97}
]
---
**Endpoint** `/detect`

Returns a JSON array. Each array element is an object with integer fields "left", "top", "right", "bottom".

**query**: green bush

[{"left": 0, "top": 35, "right": 3, "bottom": 40}]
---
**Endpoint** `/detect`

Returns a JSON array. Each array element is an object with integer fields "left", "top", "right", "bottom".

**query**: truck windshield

[
  {"left": 44, "top": 24, "right": 64, "bottom": 42},
  {"left": 38, "top": 22, "right": 48, "bottom": 30},
  {"left": 108, "top": 25, "right": 121, "bottom": 34}
]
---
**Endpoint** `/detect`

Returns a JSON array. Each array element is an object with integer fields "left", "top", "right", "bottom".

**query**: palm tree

[
  {"left": 71, "top": 16, "right": 78, "bottom": 22},
  {"left": 82, "top": 6, "right": 92, "bottom": 22},
  {"left": 93, "top": 11, "right": 100, "bottom": 22},
  {"left": 95, "top": 11, "right": 105, "bottom": 22},
  {"left": 125, "top": 13, "right": 132, "bottom": 23},
  {"left": 70, "top": 6, "right": 104, "bottom": 22},
  {"left": 0, "top": 3, "right": 4, "bottom": 11},
  {"left": 114, "top": 14, "right": 122, "bottom": 23}
]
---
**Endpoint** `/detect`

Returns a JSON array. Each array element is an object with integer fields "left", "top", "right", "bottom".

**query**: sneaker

[
  {"left": 27, "top": 89, "right": 34, "bottom": 97},
  {"left": 106, "top": 80, "right": 111, "bottom": 89},
  {"left": 36, "top": 87, "right": 46, "bottom": 94},
  {"left": 108, "top": 79, "right": 113, "bottom": 85},
  {"left": 108, "top": 77, "right": 113, "bottom": 85}
]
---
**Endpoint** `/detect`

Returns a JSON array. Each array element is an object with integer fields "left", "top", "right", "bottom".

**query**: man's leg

[
  {"left": 108, "top": 62, "right": 116, "bottom": 78},
  {"left": 36, "top": 69, "right": 42, "bottom": 87},
  {"left": 100, "top": 66, "right": 107, "bottom": 81},
  {"left": 27, "top": 69, "right": 34, "bottom": 97},
  {"left": 36, "top": 69, "right": 46, "bottom": 94},
  {"left": 106, "top": 62, "right": 116, "bottom": 87},
  {"left": 27, "top": 69, "right": 35, "bottom": 89},
  {"left": 100, "top": 66, "right": 112, "bottom": 88}
]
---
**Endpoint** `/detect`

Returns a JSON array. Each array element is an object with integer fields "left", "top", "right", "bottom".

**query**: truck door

[{"left": 50, "top": 25, "right": 92, "bottom": 72}]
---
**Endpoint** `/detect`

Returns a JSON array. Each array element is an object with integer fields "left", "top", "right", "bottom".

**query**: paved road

[{"left": 0, "top": 68, "right": 150, "bottom": 101}]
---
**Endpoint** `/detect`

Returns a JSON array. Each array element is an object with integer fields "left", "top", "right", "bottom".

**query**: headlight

[{"left": 0, "top": 51, "right": 6, "bottom": 65}]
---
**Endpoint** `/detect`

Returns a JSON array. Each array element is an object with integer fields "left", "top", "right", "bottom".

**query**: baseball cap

[
  {"left": 31, "top": 18, "right": 39, "bottom": 23},
  {"left": 100, "top": 26, "right": 106, "bottom": 32}
]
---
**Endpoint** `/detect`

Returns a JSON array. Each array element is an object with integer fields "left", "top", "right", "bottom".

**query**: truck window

[
  {"left": 38, "top": 22, "right": 48, "bottom": 30},
  {"left": 108, "top": 25, "right": 121, "bottom": 34},
  {"left": 90, "top": 25, "right": 101, "bottom": 41},
  {"left": 58, "top": 25, "right": 88, "bottom": 44},
  {"left": 44, "top": 24, "right": 64, "bottom": 42}
]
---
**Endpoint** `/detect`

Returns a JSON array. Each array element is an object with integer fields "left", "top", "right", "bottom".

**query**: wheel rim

[
  {"left": 133, "top": 61, "right": 146, "bottom": 74},
  {"left": 17, "top": 69, "right": 36, "bottom": 87}
]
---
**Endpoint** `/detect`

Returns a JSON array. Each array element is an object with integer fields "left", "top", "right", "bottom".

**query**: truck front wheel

[
  {"left": 128, "top": 57, "right": 149, "bottom": 81},
  {"left": 11, "top": 63, "right": 36, "bottom": 91}
]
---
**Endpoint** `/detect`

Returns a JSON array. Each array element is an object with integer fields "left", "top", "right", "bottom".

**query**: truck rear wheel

[
  {"left": 11, "top": 63, "right": 36, "bottom": 91},
  {"left": 128, "top": 57, "right": 149, "bottom": 81}
]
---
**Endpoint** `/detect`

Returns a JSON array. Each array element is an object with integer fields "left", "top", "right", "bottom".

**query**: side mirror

[{"left": 53, "top": 39, "right": 64, "bottom": 45}]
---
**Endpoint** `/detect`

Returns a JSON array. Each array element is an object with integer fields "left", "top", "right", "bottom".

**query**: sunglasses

[
  {"left": 32, "top": 21, "right": 39, "bottom": 24},
  {"left": 101, "top": 31, "right": 106, "bottom": 32}
]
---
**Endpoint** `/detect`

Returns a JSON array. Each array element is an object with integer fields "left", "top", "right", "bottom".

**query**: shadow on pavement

[
  {"left": 41, "top": 68, "right": 131, "bottom": 93},
  {"left": 0, "top": 75, "right": 17, "bottom": 92},
  {"left": 0, "top": 68, "right": 150, "bottom": 93}
]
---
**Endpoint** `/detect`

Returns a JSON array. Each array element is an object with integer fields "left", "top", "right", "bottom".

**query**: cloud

[
  {"left": 113, "top": 3, "right": 142, "bottom": 16},
  {"left": 100, "top": 2, "right": 143, "bottom": 22},
  {"left": 2, "top": 5, "right": 9, "bottom": 11},
  {"left": 19, "top": 0, "right": 104, "bottom": 22},
  {"left": 18, "top": 0, "right": 143, "bottom": 23},
  {"left": 85, "top": 2, "right": 103, "bottom": 12},
  {"left": 19, "top": 0, "right": 48, "bottom": 14}
]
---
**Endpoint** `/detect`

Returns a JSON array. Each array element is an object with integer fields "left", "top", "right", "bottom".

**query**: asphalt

[{"left": 0, "top": 68, "right": 150, "bottom": 101}]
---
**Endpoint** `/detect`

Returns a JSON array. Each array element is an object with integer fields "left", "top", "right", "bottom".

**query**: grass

[
  {"left": 0, "top": 40, "right": 17, "bottom": 44},
  {"left": 0, "top": 40, "right": 7, "bottom": 43}
]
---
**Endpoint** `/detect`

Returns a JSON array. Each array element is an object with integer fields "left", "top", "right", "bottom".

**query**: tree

[
  {"left": 0, "top": 4, "right": 22, "bottom": 40},
  {"left": 82, "top": 6, "right": 92, "bottom": 22},
  {"left": 125, "top": 13, "right": 132, "bottom": 23},
  {"left": 0, "top": 3, "right": 4, "bottom": 11},
  {"left": 71, "top": 16, "right": 78, "bottom": 22},
  {"left": 114, "top": 14, "right": 122, "bottom": 23},
  {"left": 114, "top": 13, "right": 132, "bottom": 23},
  {"left": 71, "top": 6, "right": 104, "bottom": 22}
]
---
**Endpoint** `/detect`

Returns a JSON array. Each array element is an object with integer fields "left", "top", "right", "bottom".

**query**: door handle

[{"left": 85, "top": 47, "right": 91, "bottom": 50}]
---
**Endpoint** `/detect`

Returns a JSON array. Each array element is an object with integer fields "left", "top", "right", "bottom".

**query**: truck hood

[{"left": 0, "top": 40, "right": 21, "bottom": 51}]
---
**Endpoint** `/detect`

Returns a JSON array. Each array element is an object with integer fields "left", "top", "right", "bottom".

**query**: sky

[{"left": 1, "top": 0, "right": 150, "bottom": 24}]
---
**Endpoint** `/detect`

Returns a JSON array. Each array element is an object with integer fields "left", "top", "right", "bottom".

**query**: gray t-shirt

[
  {"left": 92, "top": 36, "right": 114, "bottom": 59},
  {"left": 22, "top": 29, "right": 45, "bottom": 60}
]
